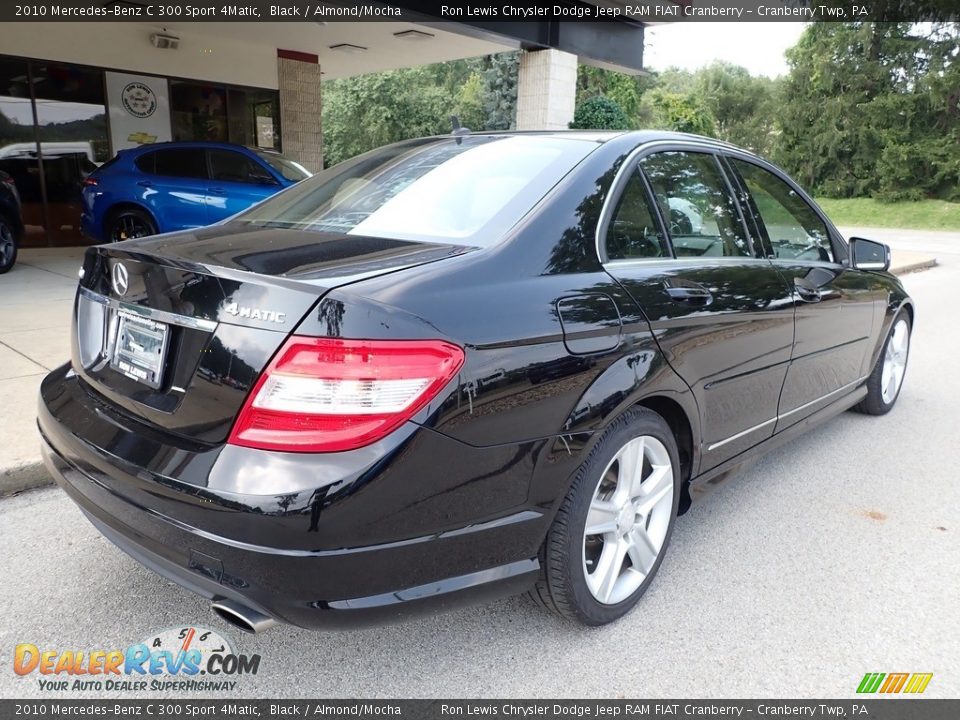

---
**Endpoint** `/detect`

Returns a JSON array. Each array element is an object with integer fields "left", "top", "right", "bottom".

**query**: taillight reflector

[{"left": 228, "top": 337, "right": 464, "bottom": 453}]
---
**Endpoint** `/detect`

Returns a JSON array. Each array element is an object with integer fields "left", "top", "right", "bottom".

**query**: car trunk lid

[{"left": 73, "top": 224, "right": 473, "bottom": 444}]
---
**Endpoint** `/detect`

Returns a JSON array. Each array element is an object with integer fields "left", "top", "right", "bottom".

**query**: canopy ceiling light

[
  {"left": 328, "top": 43, "right": 368, "bottom": 54},
  {"left": 393, "top": 30, "right": 435, "bottom": 42}
]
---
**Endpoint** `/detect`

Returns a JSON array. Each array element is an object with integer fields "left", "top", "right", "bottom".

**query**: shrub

[{"left": 569, "top": 96, "right": 631, "bottom": 131}]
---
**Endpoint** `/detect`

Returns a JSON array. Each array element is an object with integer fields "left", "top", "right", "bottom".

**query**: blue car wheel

[{"left": 107, "top": 208, "right": 157, "bottom": 243}]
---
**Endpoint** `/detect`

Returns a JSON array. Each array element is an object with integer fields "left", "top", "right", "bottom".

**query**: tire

[
  {"left": 0, "top": 214, "right": 18, "bottom": 274},
  {"left": 531, "top": 407, "right": 681, "bottom": 626},
  {"left": 106, "top": 207, "right": 157, "bottom": 243},
  {"left": 853, "top": 310, "right": 911, "bottom": 416}
]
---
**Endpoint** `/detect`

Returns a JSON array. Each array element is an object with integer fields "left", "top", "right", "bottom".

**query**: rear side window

[
  {"left": 134, "top": 152, "right": 156, "bottom": 174},
  {"left": 605, "top": 170, "right": 668, "bottom": 260},
  {"left": 731, "top": 159, "right": 833, "bottom": 263},
  {"left": 152, "top": 149, "right": 208, "bottom": 179},
  {"left": 209, "top": 149, "right": 276, "bottom": 185},
  {"left": 640, "top": 151, "right": 752, "bottom": 258}
]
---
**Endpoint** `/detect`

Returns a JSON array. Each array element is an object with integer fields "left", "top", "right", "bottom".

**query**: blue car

[{"left": 81, "top": 142, "right": 310, "bottom": 242}]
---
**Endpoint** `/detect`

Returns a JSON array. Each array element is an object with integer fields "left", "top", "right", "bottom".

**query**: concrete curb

[
  {"left": 0, "top": 461, "right": 54, "bottom": 497},
  {"left": 892, "top": 257, "right": 938, "bottom": 276}
]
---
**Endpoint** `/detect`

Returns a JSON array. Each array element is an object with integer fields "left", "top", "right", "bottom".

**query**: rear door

[
  {"left": 602, "top": 147, "right": 795, "bottom": 472},
  {"left": 138, "top": 148, "right": 210, "bottom": 231},
  {"left": 725, "top": 156, "right": 877, "bottom": 429},
  {"left": 206, "top": 148, "right": 281, "bottom": 223}
]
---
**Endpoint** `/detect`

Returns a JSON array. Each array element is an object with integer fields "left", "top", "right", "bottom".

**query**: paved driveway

[{"left": 0, "top": 234, "right": 957, "bottom": 699}]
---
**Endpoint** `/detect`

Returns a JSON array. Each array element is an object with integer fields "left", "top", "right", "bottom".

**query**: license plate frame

[{"left": 110, "top": 311, "right": 170, "bottom": 389}]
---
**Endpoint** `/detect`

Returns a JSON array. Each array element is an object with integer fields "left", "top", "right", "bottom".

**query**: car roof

[
  {"left": 419, "top": 129, "right": 753, "bottom": 155},
  {"left": 122, "top": 141, "right": 260, "bottom": 154}
]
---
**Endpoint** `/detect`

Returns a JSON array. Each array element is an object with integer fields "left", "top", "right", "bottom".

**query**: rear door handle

[
  {"left": 663, "top": 280, "right": 713, "bottom": 306},
  {"left": 794, "top": 276, "right": 822, "bottom": 303},
  {"left": 136, "top": 180, "right": 153, "bottom": 188}
]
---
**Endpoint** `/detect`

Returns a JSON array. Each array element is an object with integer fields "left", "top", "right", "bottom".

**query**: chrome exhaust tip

[{"left": 211, "top": 599, "right": 277, "bottom": 634}]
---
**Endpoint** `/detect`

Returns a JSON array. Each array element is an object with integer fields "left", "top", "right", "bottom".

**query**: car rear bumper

[{"left": 38, "top": 366, "right": 546, "bottom": 629}]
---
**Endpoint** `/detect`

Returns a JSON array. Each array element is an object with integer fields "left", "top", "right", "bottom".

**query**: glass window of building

[
  {"left": 31, "top": 61, "right": 108, "bottom": 246},
  {"left": 171, "top": 81, "right": 228, "bottom": 143},
  {"left": 0, "top": 58, "right": 45, "bottom": 247},
  {"left": 227, "top": 88, "right": 280, "bottom": 150}
]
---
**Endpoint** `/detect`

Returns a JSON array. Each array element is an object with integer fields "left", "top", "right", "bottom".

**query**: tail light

[
  {"left": 82, "top": 177, "right": 99, "bottom": 187},
  {"left": 228, "top": 337, "right": 464, "bottom": 453}
]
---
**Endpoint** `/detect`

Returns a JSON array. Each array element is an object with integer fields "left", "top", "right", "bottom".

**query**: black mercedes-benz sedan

[{"left": 39, "top": 131, "right": 913, "bottom": 631}]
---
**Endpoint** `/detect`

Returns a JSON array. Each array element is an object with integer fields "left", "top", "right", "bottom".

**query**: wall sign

[{"left": 106, "top": 71, "right": 171, "bottom": 152}]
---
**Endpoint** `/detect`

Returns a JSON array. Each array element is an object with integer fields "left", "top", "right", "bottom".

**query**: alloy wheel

[
  {"left": 582, "top": 435, "right": 674, "bottom": 605},
  {"left": 112, "top": 215, "right": 151, "bottom": 242},
  {"left": 0, "top": 222, "right": 14, "bottom": 266},
  {"left": 881, "top": 319, "right": 909, "bottom": 404}
]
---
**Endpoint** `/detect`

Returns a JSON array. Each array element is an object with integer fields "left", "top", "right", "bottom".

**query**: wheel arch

[
  {"left": 631, "top": 395, "right": 695, "bottom": 514},
  {"left": 102, "top": 201, "right": 160, "bottom": 238},
  {"left": 0, "top": 204, "right": 23, "bottom": 238},
  {"left": 897, "top": 297, "right": 915, "bottom": 327},
  {"left": 554, "top": 341, "right": 703, "bottom": 515}
]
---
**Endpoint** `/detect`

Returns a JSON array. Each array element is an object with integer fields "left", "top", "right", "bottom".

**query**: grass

[{"left": 815, "top": 198, "right": 960, "bottom": 231}]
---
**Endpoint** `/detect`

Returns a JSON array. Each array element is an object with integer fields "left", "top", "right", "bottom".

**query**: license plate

[{"left": 110, "top": 311, "right": 169, "bottom": 389}]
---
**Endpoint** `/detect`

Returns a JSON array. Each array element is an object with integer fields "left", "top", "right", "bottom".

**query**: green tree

[
  {"left": 694, "top": 62, "right": 779, "bottom": 154},
  {"left": 321, "top": 51, "right": 521, "bottom": 165},
  {"left": 648, "top": 90, "right": 716, "bottom": 137},
  {"left": 453, "top": 72, "right": 486, "bottom": 131},
  {"left": 776, "top": 21, "right": 960, "bottom": 200},
  {"left": 569, "top": 96, "right": 632, "bottom": 130},
  {"left": 479, "top": 51, "right": 520, "bottom": 131},
  {"left": 322, "top": 68, "right": 452, "bottom": 167}
]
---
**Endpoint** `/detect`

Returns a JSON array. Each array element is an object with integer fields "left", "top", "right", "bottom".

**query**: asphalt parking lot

[{"left": 1, "top": 232, "right": 958, "bottom": 699}]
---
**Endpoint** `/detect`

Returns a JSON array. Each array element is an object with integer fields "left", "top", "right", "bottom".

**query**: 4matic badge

[{"left": 224, "top": 302, "right": 286, "bottom": 324}]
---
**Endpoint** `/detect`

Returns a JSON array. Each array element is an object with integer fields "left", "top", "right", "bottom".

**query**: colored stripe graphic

[
  {"left": 880, "top": 673, "right": 909, "bottom": 693},
  {"left": 857, "top": 672, "right": 933, "bottom": 694},
  {"left": 857, "top": 673, "right": 885, "bottom": 693},
  {"left": 903, "top": 673, "right": 933, "bottom": 694}
]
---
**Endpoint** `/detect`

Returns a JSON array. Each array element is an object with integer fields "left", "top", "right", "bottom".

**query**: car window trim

[
  {"left": 207, "top": 148, "right": 280, "bottom": 186},
  {"left": 718, "top": 150, "right": 848, "bottom": 265},
  {"left": 723, "top": 154, "right": 839, "bottom": 266},
  {"left": 636, "top": 148, "right": 758, "bottom": 261},
  {"left": 151, "top": 147, "right": 210, "bottom": 181},
  {"left": 596, "top": 140, "right": 770, "bottom": 267},
  {"left": 718, "top": 155, "right": 774, "bottom": 259},
  {"left": 599, "top": 164, "right": 674, "bottom": 263}
]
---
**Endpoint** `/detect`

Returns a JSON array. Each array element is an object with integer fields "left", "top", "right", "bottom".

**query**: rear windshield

[
  {"left": 252, "top": 149, "right": 311, "bottom": 182},
  {"left": 233, "top": 136, "right": 596, "bottom": 247}
]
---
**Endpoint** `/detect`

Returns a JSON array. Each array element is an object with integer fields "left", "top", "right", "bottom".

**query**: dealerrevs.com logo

[{"left": 13, "top": 626, "right": 261, "bottom": 692}]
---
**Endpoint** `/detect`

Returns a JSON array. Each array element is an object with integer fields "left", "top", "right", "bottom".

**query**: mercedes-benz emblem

[{"left": 112, "top": 262, "right": 129, "bottom": 296}]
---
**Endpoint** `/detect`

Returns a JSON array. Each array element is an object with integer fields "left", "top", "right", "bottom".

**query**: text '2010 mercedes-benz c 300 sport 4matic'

[{"left": 40, "top": 131, "right": 913, "bottom": 632}]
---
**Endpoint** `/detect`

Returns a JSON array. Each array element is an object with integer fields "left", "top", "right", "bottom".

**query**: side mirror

[{"left": 849, "top": 237, "right": 890, "bottom": 272}]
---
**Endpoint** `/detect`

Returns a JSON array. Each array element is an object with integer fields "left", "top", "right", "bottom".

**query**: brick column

[
  {"left": 277, "top": 49, "right": 323, "bottom": 172},
  {"left": 515, "top": 48, "right": 578, "bottom": 131}
]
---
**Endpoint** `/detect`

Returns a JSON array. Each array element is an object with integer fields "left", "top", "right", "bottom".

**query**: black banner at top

[
  {"left": 0, "top": 0, "right": 957, "bottom": 23},
  {"left": 2, "top": 700, "right": 960, "bottom": 720}
]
